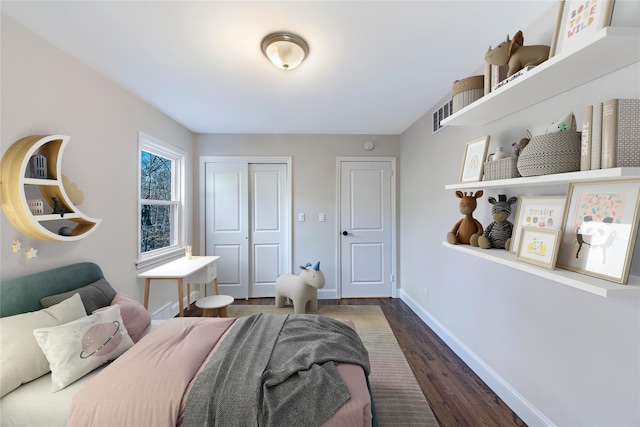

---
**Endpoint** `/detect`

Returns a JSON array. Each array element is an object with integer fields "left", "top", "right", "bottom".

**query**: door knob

[{"left": 342, "top": 231, "right": 348, "bottom": 236}]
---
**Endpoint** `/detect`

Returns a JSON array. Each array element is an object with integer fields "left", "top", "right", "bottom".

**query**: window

[{"left": 137, "top": 132, "right": 186, "bottom": 268}]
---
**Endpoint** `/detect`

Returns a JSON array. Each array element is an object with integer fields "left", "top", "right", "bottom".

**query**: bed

[{"left": 0, "top": 262, "right": 375, "bottom": 426}]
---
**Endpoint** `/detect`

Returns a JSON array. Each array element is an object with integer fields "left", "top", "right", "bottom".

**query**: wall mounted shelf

[
  {"left": 446, "top": 167, "right": 640, "bottom": 190},
  {"left": 443, "top": 242, "right": 639, "bottom": 298},
  {"left": 0, "top": 134, "right": 101, "bottom": 241},
  {"left": 442, "top": 27, "right": 640, "bottom": 127}
]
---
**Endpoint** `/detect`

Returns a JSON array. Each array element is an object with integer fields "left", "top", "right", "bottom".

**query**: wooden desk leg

[
  {"left": 144, "top": 278, "right": 151, "bottom": 310},
  {"left": 214, "top": 277, "right": 219, "bottom": 295},
  {"left": 177, "top": 278, "right": 184, "bottom": 317},
  {"left": 187, "top": 283, "right": 191, "bottom": 311}
]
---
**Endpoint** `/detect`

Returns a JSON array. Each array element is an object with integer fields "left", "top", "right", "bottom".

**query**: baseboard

[{"left": 399, "top": 289, "right": 555, "bottom": 427}]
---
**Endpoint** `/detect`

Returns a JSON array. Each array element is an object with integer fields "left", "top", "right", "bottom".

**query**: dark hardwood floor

[{"left": 184, "top": 297, "right": 526, "bottom": 427}]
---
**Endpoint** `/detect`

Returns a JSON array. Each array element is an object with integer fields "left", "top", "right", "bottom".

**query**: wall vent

[{"left": 432, "top": 99, "right": 453, "bottom": 134}]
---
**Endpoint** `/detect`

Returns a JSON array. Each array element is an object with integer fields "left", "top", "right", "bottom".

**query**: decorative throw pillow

[
  {"left": 33, "top": 305, "right": 134, "bottom": 392},
  {"left": 40, "top": 278, "right": 117, "bottom": 314},
  {"left": 0, "top": 293, "right": 87, "bottom": 397},
  {"left": 93, "top": 293, "right": 151, "bottom": 343}
]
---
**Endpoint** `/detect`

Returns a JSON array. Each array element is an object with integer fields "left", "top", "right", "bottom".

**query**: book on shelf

[
  {"left": 591, "top": 102, "right": 602, "bottom": 170},
  {"left": 601, "top": 98, "right": 640, "bottom": 168},
  {"left": 580, "top": 104, "right": 592, "bottom": 171},
  {"left": 493, "top": 66, "right": 534, "bottom": 91}
]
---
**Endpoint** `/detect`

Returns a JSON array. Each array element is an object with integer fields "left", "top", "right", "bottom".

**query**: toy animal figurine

[
  {"left": 512, "top": 135, "right": 530, "bottom": 157},
  {"left": 447, "top": 190, "right": 484, "bottom": 246},
  {"left": 275, "top": 262, "right": 325, "bottom": 314},
  {"left": 52, "top": 196, "right": 66, "bottom": 217},
  {"left": 485, "top": 30, "right": 550, "bottom": 77},
  {"left": 478, "top": 194, "right": 518, "bottom": 250}
]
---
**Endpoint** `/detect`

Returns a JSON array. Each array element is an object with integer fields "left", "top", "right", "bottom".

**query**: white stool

[{"left": 196, "top": 295, "right": 234, "bottom": 317}]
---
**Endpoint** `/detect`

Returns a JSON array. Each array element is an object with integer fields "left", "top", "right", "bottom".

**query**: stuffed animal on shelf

[
  {"left": 484, "top": 30, "right": 550, "bottom": 77},
  {"left": 447, "top": 190, "right": 484, "bottom": 246},
  {"left": 511, "top": 132, "right": 531, "bottom": 157},
  {"left": 478, "top": 194, "right": 518, "bottom": 250}
]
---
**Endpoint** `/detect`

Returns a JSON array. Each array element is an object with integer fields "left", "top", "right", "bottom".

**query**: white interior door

[
  {"left": 340, "top": 160, "right": 393, "bottom": 297},
  {"left": 203, "top": 159, "right": 290, "bottom": 299},
  {"left": 204, "top": 162, "right": 249, "bottom": 298},
  {"left": 249, "top": 163, "right": 288, "bottom": 297}
]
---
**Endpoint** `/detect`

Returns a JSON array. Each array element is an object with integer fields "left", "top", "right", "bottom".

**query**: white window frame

[{"left": 137, "top": 132, "right": 186, "bottom": 269}]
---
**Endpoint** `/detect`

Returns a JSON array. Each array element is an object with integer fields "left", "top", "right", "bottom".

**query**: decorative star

[
  {"left": 12, "top": 239, "right": 22, "bottom": 253},
  {"left": 25, "top": 246, "right": 38, "bottom": 259}
]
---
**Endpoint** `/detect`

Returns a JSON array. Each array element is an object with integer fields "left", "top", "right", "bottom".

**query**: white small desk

[{"left": 138, "top": 256, "right": 220, "bottom": 317}]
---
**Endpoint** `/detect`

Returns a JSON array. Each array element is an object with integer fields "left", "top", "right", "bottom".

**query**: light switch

[
  {"left": 319, "top": 213, "right": 326, "bottom": 222},
  {"left": 298, "top": 213, "right": 305, "bottom": 222}
]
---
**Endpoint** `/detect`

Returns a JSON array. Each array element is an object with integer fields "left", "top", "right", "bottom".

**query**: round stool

[{"left": 196, "top": 295, "right": 234, "bottom": 317}]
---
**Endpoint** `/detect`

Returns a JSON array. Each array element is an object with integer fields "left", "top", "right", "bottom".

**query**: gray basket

[
  {"left": 484, "top": 157, "right": 520, "bottom": 180},
  {"left": 517, "top": 131, "right": 581, "bottom": 177}
]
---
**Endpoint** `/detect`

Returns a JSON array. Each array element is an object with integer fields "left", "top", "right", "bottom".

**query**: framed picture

[
  {"left": 510, "top": 196, "right": 566, "bottom": 253},
  {"left": 459, "top": 135, "right": 490, "bottom": 183},
  {"left": 557, "top": 179, "right": 640, "bottom": 284},
  {"left": 516, "top": 227, "right": 562, "bottom": 269},
  {"left": 550, "top": 0, "right": 615, "bottom": 57}
]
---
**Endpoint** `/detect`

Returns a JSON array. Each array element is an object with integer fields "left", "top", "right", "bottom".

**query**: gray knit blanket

[{"left": 183, "top": 313, "right": 370, "bottom": 427}]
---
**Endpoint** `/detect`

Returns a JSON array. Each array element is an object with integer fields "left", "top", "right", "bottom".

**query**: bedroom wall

[
  {"left": 195, "top": 133, "right": 401, "bottom": 298},
  {"left": 399, "top": 3, "right": 640, "bottom": 426},
  {"left": 0, "top": 14, "right": 195, "bottom": 313}
]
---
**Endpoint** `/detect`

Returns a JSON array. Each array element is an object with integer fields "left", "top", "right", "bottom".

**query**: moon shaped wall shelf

[{"left": 0, "top": 134, "right": 101, "bottom": 241}]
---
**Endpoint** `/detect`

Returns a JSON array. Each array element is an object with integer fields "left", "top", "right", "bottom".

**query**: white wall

[
  {"left": 0, "top": 14, "right": 195, "bottom": 316},
  {"left": 195, "top": 134, "right": 400, "bottom": 298},
  {"left": 399, "top": 3, "right": 640, "bottom": 426}
]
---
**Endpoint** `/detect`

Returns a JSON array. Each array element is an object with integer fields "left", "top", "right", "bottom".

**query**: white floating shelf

[
  {"left": 443, "top": 242, "right": 640, "bottom": 297},
  {"left": 442, "top": 27, "right": 640, "bottom": 127},
  {"left": 445, "top": 168, "right": 640, "bottom": 190}
]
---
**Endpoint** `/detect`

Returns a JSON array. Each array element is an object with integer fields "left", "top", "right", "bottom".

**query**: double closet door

[{"left": 202, "top": 158, "right": 291, "bottom": 299}]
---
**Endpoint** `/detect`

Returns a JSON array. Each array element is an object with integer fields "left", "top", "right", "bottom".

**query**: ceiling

[{"left": 1, "top": 1, "right": 556, "bottom": 135}]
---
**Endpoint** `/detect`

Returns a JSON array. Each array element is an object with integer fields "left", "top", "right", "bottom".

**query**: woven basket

[
  {"left": 452, "top": 75, "right": 484, "bottom": 113},
  {"left": 484, "top": 157, "right": 520, "bottom": 180},
  {"left": 517, "top": 131, "right": 582, "bottom": 177}
]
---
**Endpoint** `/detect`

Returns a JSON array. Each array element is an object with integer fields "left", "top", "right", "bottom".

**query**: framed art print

[
  {"left": 516, "top": 227, "right": 562, "bottom": 269},
  {"left": 510, "top": 196, "right": 566, "bottom": 253},
  {"left": 459, "top": 135, "right": 490, "bottom": 183},
  {"left": 550, "top": 0, "right": 615, "bottom": 57},
  {"left": 556, "top": 179, "right": 640, "bottom": 284}
]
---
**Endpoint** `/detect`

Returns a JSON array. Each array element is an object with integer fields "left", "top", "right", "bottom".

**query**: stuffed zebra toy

[{"left": 478, "top": 194, "right": 518, "bottom": 250}]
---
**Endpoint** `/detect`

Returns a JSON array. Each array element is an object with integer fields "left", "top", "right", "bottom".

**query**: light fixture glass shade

[{"left": 261, "top": 32, "right": 309, "bottom": 70}]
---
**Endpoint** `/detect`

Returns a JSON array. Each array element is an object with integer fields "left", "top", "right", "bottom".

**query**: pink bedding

[{"left": 67, "top": 317, "right": 372, "bottom": 427}]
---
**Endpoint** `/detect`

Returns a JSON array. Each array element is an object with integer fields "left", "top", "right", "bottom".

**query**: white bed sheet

[{"left": 0, "top": 320, "right": 164, "bottom": 427}]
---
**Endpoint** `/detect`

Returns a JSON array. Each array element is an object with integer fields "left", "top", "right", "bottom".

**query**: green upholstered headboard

[{"left": 0, "top": 262, "right": 104, "bottom": 318}]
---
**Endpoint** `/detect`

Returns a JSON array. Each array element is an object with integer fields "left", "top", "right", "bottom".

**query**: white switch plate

[
  {"left": 319, "top": 213, "right": 326, "bottom": 222},
  {"left": 298, "top": 213, "right": 305, "bottom": 222}
]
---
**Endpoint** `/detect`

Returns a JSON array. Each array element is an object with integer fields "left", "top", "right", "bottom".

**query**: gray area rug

[{"left": 226, "top": 304, "right": 440, "bottom": 427}]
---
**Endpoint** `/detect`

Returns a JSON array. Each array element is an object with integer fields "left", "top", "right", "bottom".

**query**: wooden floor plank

[{"left": 184, "top": 296, "right": 526, "bottom": 426}]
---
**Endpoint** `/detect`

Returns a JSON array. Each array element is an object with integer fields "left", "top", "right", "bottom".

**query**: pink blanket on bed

[{"left": 67, "top": 317, "right": 372, "bottom": 427}]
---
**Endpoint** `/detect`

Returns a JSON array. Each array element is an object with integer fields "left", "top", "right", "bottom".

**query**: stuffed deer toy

[{"left": 447, "top": 190, "right": 484, "bottom": 246}]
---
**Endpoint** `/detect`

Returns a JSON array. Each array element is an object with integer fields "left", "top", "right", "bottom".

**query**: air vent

[{"left": 432, "top": 99, "right": 453, "bottom": 134}]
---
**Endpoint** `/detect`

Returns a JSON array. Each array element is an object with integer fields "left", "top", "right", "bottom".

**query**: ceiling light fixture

[{"left": 261, "top": 32, "right": 309, "bottom": 71}]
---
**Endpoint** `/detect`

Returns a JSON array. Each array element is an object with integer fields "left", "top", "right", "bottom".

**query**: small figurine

[
  {"left": 52, "top": 196, "right": 66, "bottom": 217},
  {"left": 485, "top": 31, "right": 550, "bottom": 77}
]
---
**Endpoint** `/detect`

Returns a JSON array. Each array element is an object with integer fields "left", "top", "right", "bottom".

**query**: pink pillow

[{"left": 94, "top": 293, "right": 151, "bottom": 343}]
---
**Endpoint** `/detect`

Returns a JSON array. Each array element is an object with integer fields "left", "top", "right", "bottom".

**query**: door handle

[{"left": 342, "top": 231, "right": 349, "bottom": 236}]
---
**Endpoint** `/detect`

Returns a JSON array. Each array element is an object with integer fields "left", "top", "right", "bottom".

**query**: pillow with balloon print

[{"left": 33, "top": 305, "right": 134, "bottom": 392}]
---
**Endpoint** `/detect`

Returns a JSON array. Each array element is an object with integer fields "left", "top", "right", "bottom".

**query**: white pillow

[
  {"left": 33, "top": 305, "right": 134, "bottom": 392},
  {"left": 0, "top": 293, "right": 87, "bottom": 397}
]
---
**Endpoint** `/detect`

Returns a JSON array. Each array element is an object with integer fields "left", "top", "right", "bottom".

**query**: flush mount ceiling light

[{"left": 261, "top": 32, "right": 309, "bottom": 70}]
